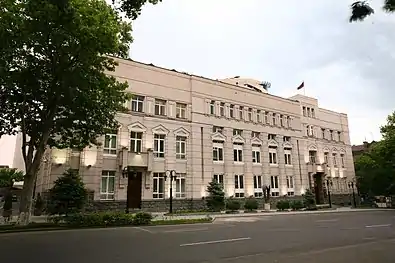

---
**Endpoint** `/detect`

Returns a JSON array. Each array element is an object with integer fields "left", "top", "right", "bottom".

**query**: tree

[
  {"left": 47, "top": 169, "right": 88, "bottom": 216},
  {"left": 113, "top": 0, "right": 162, "bottom": 19},
  {"left": 0, "top": 168, "right": 24, "bottom": 188},
  {"left": 206, "top": 179, "right": 225, "bottom": 211},
  {"left": 303, "top": 189, "right": 316, "bottom": 210},
  {"left": 350, "top": 0, "right": 395, "bottom": 22},
  {"left": 0, "top": 0, "right": 132, "bottom": 224}
]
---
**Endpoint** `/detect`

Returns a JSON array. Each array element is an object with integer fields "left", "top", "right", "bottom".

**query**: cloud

[{"left": 130, "top": 0, "right": 395, "bottom": 144}]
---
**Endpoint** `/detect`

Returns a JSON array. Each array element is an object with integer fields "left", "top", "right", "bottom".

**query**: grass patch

[{"left": 152, "top": 218, "right": 212, "bottom": 225}]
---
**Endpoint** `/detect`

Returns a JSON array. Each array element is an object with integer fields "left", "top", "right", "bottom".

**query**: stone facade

[{"left": 34, "top": 57, "right": 356, "bottom": 212}]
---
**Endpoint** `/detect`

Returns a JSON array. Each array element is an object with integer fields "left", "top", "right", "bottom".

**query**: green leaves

[
  {"left": 0, "top": 168, "right": 24, "bottom": 188},
  {"left": 350, "top": 0, "right": 395, "bottom": 22},
  {"left": 113, "top": 0, "right": 162, "bottom": 20}
]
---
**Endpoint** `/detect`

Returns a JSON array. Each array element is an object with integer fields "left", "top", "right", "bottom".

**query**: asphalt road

[{"left": 1, "top": 211, "right": 395, "bottom": 263}]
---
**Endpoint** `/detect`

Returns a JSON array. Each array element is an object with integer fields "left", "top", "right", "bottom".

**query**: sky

[{"left": 129, "top": 0, "right": 395, "bottom": 145}]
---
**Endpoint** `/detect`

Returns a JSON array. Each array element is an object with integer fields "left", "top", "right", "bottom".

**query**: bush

[
  {"left": 206, "top": 179, "right": 225, "bottom": 211},
  {"left": 133, "top": 212, "right": 153, "bottom": 225},
  {"left": 303, "top": 189, "right": 316, "bottom": 209},
  {"left": 290, "top": 200, "right": 304, "bottom": 210},
  {"left": 244, "top": 197, "right": 258, "bottom": 211},
  {"left": 276, "top": 200, "right": 290, "bottom": 211},
  {"left": 226, "top": 198, "right": 241, "bottom": 211},
  {"left": 34, "top": 193, "right": 44, "bottom": 216},
  {"left": 47, "top": 169, "right": 88, "bottom": 215}
]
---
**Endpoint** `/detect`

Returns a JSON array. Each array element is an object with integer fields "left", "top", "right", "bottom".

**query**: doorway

[
  {"left": 127, "top": 172, "right": 142, "bottom": 209},
  {"left": 313, "top": 173, "right": 324, "bottom": 205}
]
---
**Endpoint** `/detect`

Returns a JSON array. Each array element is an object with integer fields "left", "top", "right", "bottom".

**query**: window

[
  {"left": 257, "top": 110, "right": 261, "bottom": 122},
  {"left": 175, "top": 174, "right": 186, "bottom": 198},
  {"left": 213, "top": 126, "right": 223, "bottom": 133},
  {"left": 210, "top": 100, "right": 215, "bottom": 115},
  {"left": 104, "top": 132, "right": 117, "bottom": 155},
  {"left": 270, "top": 176, "right": 279, "bottom": 196},
  {"left": 306, "top": 125, "right": 314, "bottom": 137},
  {"left": 130, "top": 131, "right": 142, "bottom": 153},
  {"left": 287, "top": 116, "right": 291, "bottom": 128},
  {"left": 324, "top": 152, "right": 329, "bottom": 163},
  {"left": 131, "top": 95, "right": 144, "bottom": 112},
  {"left": 269, "top": 146, "right": 277, "bottom": 164},
  {"left": 265, "top": 111, "right": 269, "bottom": 124},
  {"left": 252, "top": 131, "right": 260, "bottom": 138},
  {"left": 233, "top": 129, "right": 243, "bottom": 136},
  {"left": 153, "top": 134, "right": 165, "bottom": 158},
  {"left": 284, "top": 148, "right": 292, "bottom": 165},
  {"left": 213, "top": 141, "right": 224, "bottom": 161},
  {"left": 287, "top": 191, "right": 295, "bottom": 197},
  {"left": 286, "top": 176, "right": 294, "bottom": 189},
  {"left": 229, "top": 104, "right": 234, "bottom": 118},
  {"left": 248, "top": 108, "right": 253, "bottom": 121},
  {"left": 332, "top": 153, "right": 337, "bottom": 167},
  {"left": 309, "top": 151, "right": 317, "bottom": 164},
  {"left": 176, "top": 136, "right": 186, "bottom": 160},
  {"left": 176, "top": 103, "right": 187, "bottom": 119},
  {"left": 268, "top": 134, "right": 276, "bottom": 140},
  {"left": 338, "top": 131, "right": 342, "bottom": 142},
  {"left": 233, "top": 143, "right": 243, "bottom": 163},
  {"left": 283, "top": 136, "right": 291, "bottom": 142},
  {"left": 153, "top": 173, "right": 165, "bottom": 199},
  {"left": 272, "top": 113, "right": 277, "bottom": 125},
  {"left": 154, "top": 99, "right": 166, "bottom": 116},
  {"left": 280, "top": 115, "right": 284, "bottom": 127},
  {"left": 307, "top": 107, "right": 311, "bottom": 117},
  {"left": 100, "top": 171, "right": 115, "bottom": 200},
  {"left": 302, "top": 106, "right": 306, "bottom": 116},
  {"left": 254, "top": 175, "right": 263, "bottom": 197},
  {"left": 234, "top": 175, "right": 244, "bottom": 198},
  {"left": 340, "top": 154, "right": 345, "bottom": 167},
  {"left": 311, "top": 108, "right": 315, "bottom": 118},
  {"left": 252, "top": 146, "right": 261, "bottom": 164},
  {"left": 322, "top": 128, "right": 326, "bottom": 139},
  {"left": 239, "top": 106, "right": 244, "bottom": 119},
  {"left": 213, "top": 174, "right": 224, "bottom": 186},
  {"left": 219, "top": 102, "right": 225, "bottom": 117},
  {"left": 330, "top": 130, "right": 334, "bottom": 140}
]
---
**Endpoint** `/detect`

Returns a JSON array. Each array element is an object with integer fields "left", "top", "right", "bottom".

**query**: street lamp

[
  {"left": 348, "top": 181, "right": 357, "bottom": 208},
  {"left": 325, "top": 179, "right": 333, "bottom": 208},
  {"left": 165, "top": 170, "right": 177, "bottom": 214}
]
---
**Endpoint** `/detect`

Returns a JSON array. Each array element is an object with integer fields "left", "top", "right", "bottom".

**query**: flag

[{"left": 297, "top": 81, "right": 304, "bottom": 90}]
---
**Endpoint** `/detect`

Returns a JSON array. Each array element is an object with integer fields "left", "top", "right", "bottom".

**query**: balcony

[{"left": 120, "top": 148, "right": 153, "bottom": 171}]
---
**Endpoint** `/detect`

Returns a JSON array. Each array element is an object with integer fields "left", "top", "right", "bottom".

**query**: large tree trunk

[{"left": 18, "top": 174, "right": 36, "bottom": 225}]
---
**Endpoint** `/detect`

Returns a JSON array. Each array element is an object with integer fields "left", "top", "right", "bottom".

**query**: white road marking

[
  {"left": 163, "top": 227, "right": 209, "bottom": 233},
  {"left": 135, "top": 227, "right": 154, "bottom": 233},
  {"left": 315, "top": 219, "right": 339, "bottom": 223},
  {"left": 180, "top": 237, "right": 251, "bottom": 247},
  {"left": 222, "top": 217, "right": 259, "bottom": 222},
  {"left": 365, "top": 224, "right": 391, "bottom": 228}
]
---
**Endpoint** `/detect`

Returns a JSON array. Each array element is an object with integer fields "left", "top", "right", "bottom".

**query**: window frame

[
  {"left": 175, "top": 173, "right": 186, "bottom": 198},
  {"left": 154, "top": 99, "right": 167, "bottom": 116},
  {"left": 213, "top": 141, "right": 224, "bottom": 162},
  {"left": 103, "top": 132, "right": 117, "bottom": 155},
  {"left": 130, "top": 131, "right": 143, "bottom": 153},
  {"left": 269, "top": 146, "right": 278, "bottom": 165},
  {"left": 233, "top": 143, "right": 243, "bottom": 163},
  {"left": 100, "top": 171, "right": 115, "bottom": 200},
  {"left": 252, "top": 146, "right": 261, "bottom": 164},
  {"left": 153, "top": 134, "right": 166, "bottom": 158},
  {"left": 284, "top": 148, "right": 292, "bottom": 165},
  {"left": 131, "top": 95, "right": 145, "bottom": 112},
  {"left": 176, "top": 103, "right": 187, "bottom": 119},
  {"left": 153, "top": 173, "right": 165, "bottom": 199},
  {"left": 175, "top": 136, "right": 187, "bottom": 160},
  {"left": 234, "top": 174, "right": 244, "bottom": 198},
  {"left": 253, "top": 175, "right": 263, "bottom": 197}
]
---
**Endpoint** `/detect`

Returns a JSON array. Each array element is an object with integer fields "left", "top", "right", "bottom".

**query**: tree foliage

[
  {"left": 0, "top": 168, "right": 24, "bottom": 188},
  {"left": 355, "top": 111, "right": 395, "bottom": 196},
  {"left": 206, "top": 179, "right": 225, "bottom": 211},
  {"left": 113, "top": 0, "right": 162, "bottom": 19},
  {"left": 47, "top": 169, "right": 88, "bottom": 216},
  {"left": 350, "top": 0, "right": 395, "bottom": 22},
  {"left": 0, "top": 0, "right": 132, "bottom": 222}
]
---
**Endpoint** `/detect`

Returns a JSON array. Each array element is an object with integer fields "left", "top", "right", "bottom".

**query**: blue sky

[{"left": 129, "top": 0, "right": 395, "bottom": 145}]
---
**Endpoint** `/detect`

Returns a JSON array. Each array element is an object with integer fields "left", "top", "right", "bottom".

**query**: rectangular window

[
  {"left": 286, "top": 116, "right": 291, "bottom": 128},
  {"left": 248, "top": 108, "right": 253, "bottom": 121},
  {"left": 264, "top": 111, "right": 269, "bottom": 124},
  {"left": 100, "top": 171, "right": 115, "bottom": 200},
  {"left": 286, "top": 176, "right": 294, "bottom": 189},
  {"left": 176, "top": 136, "right": 186, "bottom": 160},
  {"left": 309, "top": 151, "right": 317, "bottom": 164},
  {"left": 234, "top": 175, "right": 244, "bottom": 198},
  {"left": 256, "top": 110, "right": 261, "bottom": 123},
  {"left": 268, "top": 134, "right": 276, "bottom": 140},
  {"left": 307, "top": 107, "right": 311, "bottom": 117},
  {"left": 283, "top": 136, "right": 291, "bottom": 142},
  {"left": 210, "top": 100, "right": 215, "bottom": 115},
  {"left": 280, "top": 115, "right": 284, "bottom": 126},
  {"left": 213, "top": 174, "right": 224, "bottom": 186},
  {"left": 252, "top": 146, "right": 261, "bottom": 164},
  {"left": 213, "top": 141, "right": 224, "bottom": 161},
  {"left": 322, "top": 128, "right": 326, "bottom": 139},
  {"left": 131, "top": 95, "right": 144, "bottom": 112},
  {"left": 324, "top": 152, "right": 329, "bottom": 163},
  {"left": 104, "top": 132, "right": 117, "bottom": 155},
  {"left": 269, "top": 147, "right": 277, "bottom": 164},
  {"left": 271, "top": 176, "right": 279, "bottom": 196},
  {"left": 338, "top": 131, "right": 342, "bottom": 142},
  {"left": 176, "top": 103, "right": 187, "bottom": 119},
  {"left": 272, "top": 113, "right": 277, "bottom": 125},
  {"left": 233, "top": 143, "right": 243, "bottom": 162},
  {"left": 219, "top": 102, "right": 225, "bottom": 116},
  {"left": 229, "top": 104, "right": 234, "bottom": 118},
  {"left": 330, "top": 130, "right": 334, "bottom": 140},
  {"left": 233, "top": 129, "right": 243, "bottom": 136},
  {"left": 175, "top": 173, "right": 186, "bottom": 198},
  {"left": 252, "top": 131, "right": 260, "bottom": 138},
  {"left": 287, "top": 191, "right": 295, "bottom": 197},
  {"left": 311, "top": 108, "right": 315, "bottom": 118},
  {"left": 332, "top": 153, "right": 337, "bottom": 167},
  {"left": 153, "top": 173, "right": 165, "bottom": 199},
  {"left": 130, "top": 131, "right": 142, "bottom": 153},
  {"left": 284, "top": 148, "right": 292, "bottom": 165},
  {"left": 213, "top": 126, "right": 223, "bottom": 133},
  {"left": 302, "top": 106, "right": 306, "bottom": 116},
  {"left": 153, "top": 134, "right": 165, "bottom": 158},
  {"left": 253, "top": 175, "right": 263, "bottom": 197},
  {"left": 340, "top": 154, "right": 345, "bottom": 167},
  {"left": 239, "top": 106, "right": 244, "bottom": 119},
  {"left": 154, "top": 99, "right": 166, "bottom": 116}
]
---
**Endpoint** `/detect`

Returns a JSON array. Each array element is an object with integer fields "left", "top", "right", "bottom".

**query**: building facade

[{"left": 35, "top": 57, "right": 356, "bottom": 211}]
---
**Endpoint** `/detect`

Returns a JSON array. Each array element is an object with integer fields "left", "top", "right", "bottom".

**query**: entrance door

[
  {"left": 313, "top": 173, "right": 324, "bottom": 205},
  {"left": 127, "top": 172, "right": 142, "bottom": 209}
]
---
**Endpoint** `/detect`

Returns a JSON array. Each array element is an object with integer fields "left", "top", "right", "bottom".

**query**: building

[
  {"left": 352, "top": 140, "right": 377, "bottom": 161},
  {"left": 35, "top": 57, "right": 356, "bottom": 211},
  {"left": 0, "top": 134, "right": 25, "bottom": 173}
]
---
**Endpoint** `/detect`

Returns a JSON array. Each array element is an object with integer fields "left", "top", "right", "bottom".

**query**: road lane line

[
  {"left": 365, "top": 224, "right": 391, "bottom": 228},
  {"left": 135, "top": 227, "right": 154, "bottom": 233},
  {"left": 163, "top": 227, "right": 209, "bottom": 233},
  {"left": 180, "top": 237, "right": 251, "bottom": 247},
  {"left": 315, "top": 219, "right": 339, "bottom": 223}
]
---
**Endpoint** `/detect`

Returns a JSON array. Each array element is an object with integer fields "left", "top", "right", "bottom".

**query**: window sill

[
  {"left": 269, "top": 164, "right": 279, "bottom": 167},
  {"left": 252, "top": 163, "right": 262, "bottom": 166},
  {"left": 285, "top": 164, "right": 293, "bottom": 167},
  {"left": 154, "top": 157, "right": 166, "bottom": 160},
  {"left": 176, "top": 159, "right": 188, "bottom": 162},
  {"left": 233, "top": 162, "right": 244, "bottom": 165},
  {"left": 213, "top": 160, "right": 224, "bottom": 164},
  {"left": 103, "top": 154, "right": 117, "bottom": 158}
]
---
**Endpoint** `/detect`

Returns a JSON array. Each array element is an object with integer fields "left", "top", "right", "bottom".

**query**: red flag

[{"left": 297, "top": 81, "right": 304, "bottom": 90}]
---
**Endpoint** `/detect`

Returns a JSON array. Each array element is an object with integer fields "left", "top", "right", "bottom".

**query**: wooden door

[{"left": 127, "top": 172, "right": 142, "bottom": 209}]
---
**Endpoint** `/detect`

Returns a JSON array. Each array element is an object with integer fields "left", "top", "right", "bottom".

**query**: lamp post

[
  {"left": 348, "top": 181, "right": 357, "bottom": 208},
  {"left": 325, "top": 179, "right": 333, "bottom": 208},
  {"left": 165, "top": 170, "right": 177, "bottom": 214}
]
